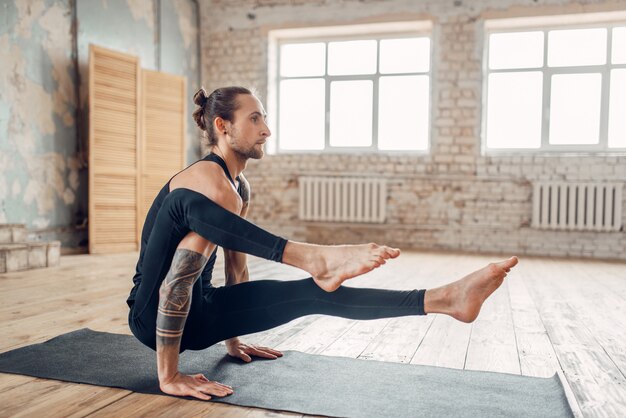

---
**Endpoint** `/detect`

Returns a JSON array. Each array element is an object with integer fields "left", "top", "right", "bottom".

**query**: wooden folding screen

[
  {"left": 88, "top": 45, "right": 186, "bottom": 254},
  {"left": 88, "top": 45, "right": 140, "bottom": 254},
  {"left": 139, "top": 70, "right": 186, "bottom": 232}
]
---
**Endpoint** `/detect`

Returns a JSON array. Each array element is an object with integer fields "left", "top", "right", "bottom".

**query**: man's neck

[{"left": 213, "top": 147, "right": 247, "bottom": 179}]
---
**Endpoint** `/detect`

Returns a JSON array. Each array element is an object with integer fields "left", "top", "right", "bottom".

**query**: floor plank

[
  {"left": 0, "top": 378, "right": 130, "bottom": 418},
  {"left": 410, "top": 314, "right": 472, "bottom": 369},
  {"left": 526, "top": 258, "right": 626, "bottom": 417},
  {"left": 507, "top": 270, "right": 560, "bottom": 378},
  {"left": 465, "top": 279, "right": 520, "bottom": 375}
]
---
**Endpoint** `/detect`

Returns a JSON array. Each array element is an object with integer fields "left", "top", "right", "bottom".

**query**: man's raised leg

[{"left": 174, "top": 189, "right": 401, "bottom": 290}]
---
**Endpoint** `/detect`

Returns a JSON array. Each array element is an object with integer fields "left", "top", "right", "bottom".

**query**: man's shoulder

[
  {"left": 195, "top": 164, "right": 242, "bottom": 213},
  {"left": 172, "top": 162, "right": 243, "bottom": 214}
]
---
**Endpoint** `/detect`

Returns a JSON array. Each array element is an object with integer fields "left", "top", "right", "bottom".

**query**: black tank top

[{"left": 127, "top": 153, "right": 242, "bottom": 307}]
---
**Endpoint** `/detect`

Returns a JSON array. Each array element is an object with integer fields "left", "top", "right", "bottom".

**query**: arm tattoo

[{"left": 156, "top": 249, "right": 208, "bottom": 346}]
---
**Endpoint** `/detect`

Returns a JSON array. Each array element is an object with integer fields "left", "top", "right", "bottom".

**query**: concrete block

[
  {"left": 3, "top": 244, "right": 29, "bottom": 272},
  {"left": 28, "top": 243, "right": 48, "bottom": 269},
  {"left": 0, "top": 228, "right": 10, "bottom": 244},
  {"left": 12, "top": 226, "right": 27, "bottom": 242},
  {"left": 47, "top": 241, "right": 61, "bottom": 267},
  {"left": 0, "top": 224, "right": 27, "bottom": 244}
]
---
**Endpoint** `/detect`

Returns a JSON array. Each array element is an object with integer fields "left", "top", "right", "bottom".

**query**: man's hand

[
  {"left": 225, "top": 337, "right": 283, "bottom": 363},
  {"left": 159, "top": 371, "right": 233, "bottom": 400}
]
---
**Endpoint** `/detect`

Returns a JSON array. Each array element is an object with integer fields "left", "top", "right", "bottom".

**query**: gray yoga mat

[{"left": 0, "top": 328, "right": 572, "bottom": 417}]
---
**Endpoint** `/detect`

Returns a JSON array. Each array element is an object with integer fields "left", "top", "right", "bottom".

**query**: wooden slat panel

[
  {"left": 89, "top": 45, "right": 140, "bottom": 254},
  {"left": 93, "top": 84, "right": 136, "bottom": 101},
  {"left": 95, "top": 101, "right": 136, "bottom": 114},
  {"left": 93, "top": 108, "right": 136, "bottom": 123},
  {"left": 93, "top": 156, "right": 136, "bottom": 171},
  {"left": 139, "top": 69, "right": 186, "bottom": 232}
]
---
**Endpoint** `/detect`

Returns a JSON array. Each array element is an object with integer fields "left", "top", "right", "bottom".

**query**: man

[{"left": 127, "top": 86, "right": 518, "bottom": 400}]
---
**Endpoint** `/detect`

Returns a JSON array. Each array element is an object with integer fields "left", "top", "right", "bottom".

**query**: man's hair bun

[
  {"left": 192, "top": 87, "right": 209, "bottom": 130},
  {"left": 193, "top": 87, "right": 209, "bottom": 106}
]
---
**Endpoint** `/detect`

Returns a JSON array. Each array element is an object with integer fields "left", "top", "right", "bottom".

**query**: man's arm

[
  {"left": 156, "top": 248, "right": 234, "bottom": 400},
  {"left": 223, "top": 173, "right": 250, "bottom": 286},
  {"left": 156, "top": 249, "right": 207, "bottom": 381},
  {"left": 156, "top": 172, "right": 245, "bottom": 400},
  {"left": 223, "top": 174, "right": 283, "bottom": 362},
  {"left": 224, "top": 251, "right": 249, "bottom": 286}
]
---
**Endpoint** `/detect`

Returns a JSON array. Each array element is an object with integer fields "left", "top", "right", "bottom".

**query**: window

[
  {"left": 484, "top": 15, "right": 626, "bottom": 153},
  {"left": 268, "top": 22, "right": 432, "bottom": 153}
]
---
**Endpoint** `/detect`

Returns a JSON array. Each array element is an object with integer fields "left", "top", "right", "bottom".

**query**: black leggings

[{"left": 128, "top": 188, "right": 426, "bottom": 352}]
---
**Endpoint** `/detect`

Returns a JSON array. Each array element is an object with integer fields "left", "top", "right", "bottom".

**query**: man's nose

[{"left": 262, "top": 122, "right": 271, "bottom": 137}]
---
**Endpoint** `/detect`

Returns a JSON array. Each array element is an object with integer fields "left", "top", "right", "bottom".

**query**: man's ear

[{"left": 214, "top": 117, "right": 230, "bottom": 135}]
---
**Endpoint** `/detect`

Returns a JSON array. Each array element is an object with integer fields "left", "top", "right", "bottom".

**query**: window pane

[
  {"left": 379, "top": 37, "right": 430, "bottom": 74},
  {"left": 329, "top": 81, "right": 373, "bottom": 147},
  {"left": 328, "top": 40, "right": 377, "bottom": 75},
  {"left": 378, "top": 76, "right": 429, "bottom": 150},
  {"left": 548, "top": 28, "right": 607, "bottom": 67},
  {"left": 549, "top": 73, "right": 601, "bottom": 145},
  {"left": 280, "top": 43, "right": 326, "bottom": 77},
  {"left": 279, "top": 79, "right": 325, "bottom": 150},
  {"left": 608, "top": 69, "right": 626, "bottom": 148},
  {"left": 486, "top": 72, "right": 543, "bottom": 149},
  {"left": 488, "top": 31, "right": 544, "bottom": 69},
  {"left": 612, "top": 27, "right": 626, "bottom": 64}
]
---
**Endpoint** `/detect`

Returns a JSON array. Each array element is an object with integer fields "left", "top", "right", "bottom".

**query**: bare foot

[
  {"left": 304, "top": 243, "right": 401, "bottom": 292},
  {"left": 425, "top": 257, "right": 519, "bottom": 323}
]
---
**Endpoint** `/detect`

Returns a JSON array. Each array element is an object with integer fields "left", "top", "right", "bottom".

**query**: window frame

[
  {"left": 482, "top": 19, "right": 626, "bottom": 155},
  {"left": 268, "top": 22, "right": 434, "bottom": 155}
]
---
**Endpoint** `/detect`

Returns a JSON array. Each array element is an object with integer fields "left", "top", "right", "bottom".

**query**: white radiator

[
  {"left": 532, "top": 182, "right": 623, "bottom": 231},
  {"left": 299, "top": 176, "right": 387, "bottom": 223}
]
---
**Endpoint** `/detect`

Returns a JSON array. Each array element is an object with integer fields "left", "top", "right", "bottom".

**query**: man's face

[{"left": 226, "top": 94, "right": 271, "bottom": 160}]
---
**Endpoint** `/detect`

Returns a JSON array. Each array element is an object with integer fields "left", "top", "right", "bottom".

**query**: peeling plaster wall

[
  {"left": 0, "top": 0, "right": 200, "bottom": 248},
  {"left": 161, "top": 0, "right": 201, "bottom": 164},
  {"left": 0, "top": 0, "right": 81, "bottom": 246},
  {"left": 199, "top": 0, "right": 626, "bottom": 260}
]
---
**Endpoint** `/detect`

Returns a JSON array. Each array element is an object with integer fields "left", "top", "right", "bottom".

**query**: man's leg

[
  {"left": 131, "top": 188, "right": 399, "bottom": 348},
  {"left": 171, "top": 188, "right": 400, "bottom": 288},
  {"left": 182, "top": 256, "right": 518, "bottom": 350},
  {"left": 183, "top": 278, "right": 424, "bottom": 350}
]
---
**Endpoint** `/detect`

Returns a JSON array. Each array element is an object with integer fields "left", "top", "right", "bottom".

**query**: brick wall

[{"left": 199, "top": 0, "right": 626, "bottom": 260}]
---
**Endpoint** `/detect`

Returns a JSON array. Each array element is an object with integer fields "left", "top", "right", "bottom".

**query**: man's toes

[
  {"left": 496, "top": 256, "right": 518, "bottom": 270},
  {"left": 378, "top": 248, "right": 388, "bottom": 258},
  {"left": 387, "top": 247, "right": 401, "bottom": 258},
  {"left": 487, "top": 263, "right": 500, "bottom": 276},
  {"left": 380, "top": 247, "right": 400, "bottom": 259}
]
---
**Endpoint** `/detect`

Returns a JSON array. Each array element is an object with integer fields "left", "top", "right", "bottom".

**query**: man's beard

[{"left": 229, "top": 136, "right": 264, "bottom": 160}]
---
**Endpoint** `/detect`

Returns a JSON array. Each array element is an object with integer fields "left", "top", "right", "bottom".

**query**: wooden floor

[{"left": 1, "top": 250, "right": 625, "bottom": 417}]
